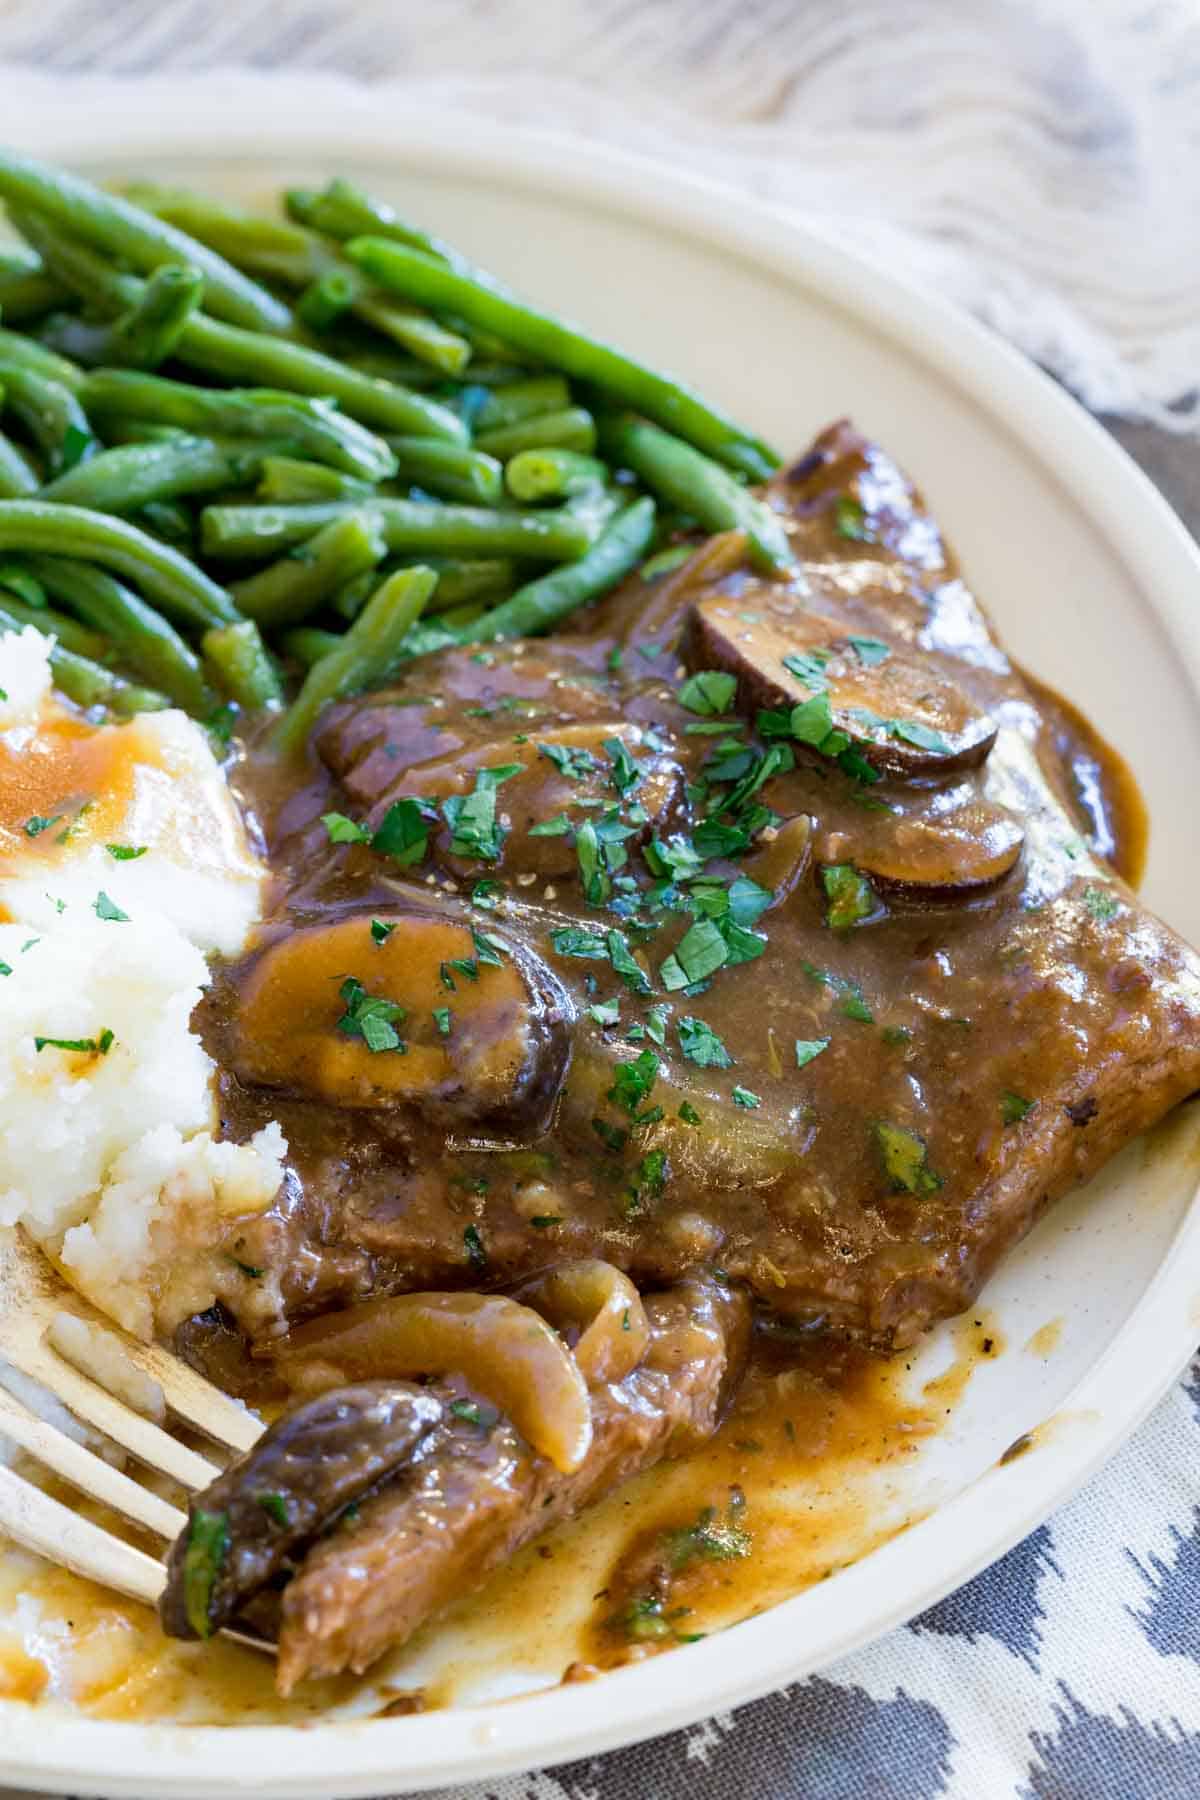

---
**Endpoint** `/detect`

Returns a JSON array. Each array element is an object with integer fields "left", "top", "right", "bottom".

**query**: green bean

[
  {"left": 474, "top": 407, "right": 596, "bottom": 460},
  {"left": 333, "top": 554, "right": 514, "bottom": 621},
  {"left": 281, "top": 625, "right": 342, "bottom": 667},
  {"left": 462, "top": 496, "right": 656, "bottom": 643},
  {"left": 0, "top": 560, "right": 47, "bottom": 610},
  {"left": 0, "top": 254, "right": 66, "bottom": 323},
  {"left": 346, "top": 238, "right": 779, "bottom": 480},
  {"left": 286, "top": 180, "right": 463, "bottom": 269},
  {"left": 0, "top": 323, "right": 84, "bottom": 391},
  {"left": 0, "top": 597, "right": 167, "bottom": 714},
  {"left": 41, "top": 435, "right": 265, "bottom": 512},
  {"left": 0, "top": 364, "right": 97, "bottom": 475},
  {"left": 387, "top": 436, "right": 503, "bottom": 504},
  {"left": 230, "top": 512, "right": 386, "bottom": 631},
  {"left": 137, "top": 499, "right": 194, "bottom": 548},
  {"left": 474, "top": 376, "right": 571, "bottom": 431},
  {"left": 202, "top": 619, "right": 283, "bottom": 710},
  {"left": 18, "top": 214, "right": 466, "bottom": 443},
  {"left": 274, "top": 564, "right": 437, "bottom": 756},
  {"left": 0, "top": 500, "right": 236, "bottom": 628},
  {"left": 27, "top": 555, "right": 213, "bottom": 715},
  {"left": 0, "top": 150, "right": 292, "bottom": 334},
  {"left": 123, "top": 184, "right": 472, "bottom": 375},
  {"left": 80, "top": 368, "right": 395, "bottom": 484},
  {"left": 505, "top": 448, "right": 608, "bottom": 503},
  {"left": 0, "top": 426, "right": 38, "bottom": 498},
  {"left": 599, "top": 414, "right": 793, "bottom": 574},
  {"left": 256, "top": 455, "right": 374, "bottom": 505},
  {"left": 108, "top": 264, "right": 204, "bottom": 368},
  {"left": 201, "top": 497, "right": 591, "bottom": 564},
  {"left": 437, "top": 599, "right": 487, "bottom": 632},
  {"left": 0, "top": 590, "right": 112, "bottom": 660}
]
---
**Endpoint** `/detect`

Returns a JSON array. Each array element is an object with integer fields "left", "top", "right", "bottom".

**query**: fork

[{"left": 0, "top": 1225, "right": 267, "bottom": 1637}]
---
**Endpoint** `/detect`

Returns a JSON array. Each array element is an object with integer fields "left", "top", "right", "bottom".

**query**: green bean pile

[{"left": 0, "top": 150, "right": 788, "bottom": 751}]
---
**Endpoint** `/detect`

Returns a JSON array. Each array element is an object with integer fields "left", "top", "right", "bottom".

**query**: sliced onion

[
  {"left": 273, "top": 1291, "right": 592, "bottom": 1473},
  {"left": 519, "top": 1260, "right": 650, "bottom": 1387}
]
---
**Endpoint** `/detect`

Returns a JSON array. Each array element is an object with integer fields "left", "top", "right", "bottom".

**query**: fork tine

[
  {"left": 0, "top": 1384, "right": 186, "bottom": 1538},
  {"left": 118, "top": 1337, "right": 263, "bottom": 1454},
  {"left": 0, "top": 1461, "right": 165, "bottom": 1607},
  {"left": 2, "top": 1340, "right": 221, "bottom": 1491}
]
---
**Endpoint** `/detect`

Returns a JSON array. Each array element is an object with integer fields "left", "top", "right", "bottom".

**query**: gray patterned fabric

[{"left": 0, "top": 6, "right": 1198, "bottom": 1797}]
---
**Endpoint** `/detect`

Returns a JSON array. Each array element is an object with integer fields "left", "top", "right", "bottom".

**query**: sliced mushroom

[
  {"left": 232, "top": 910, "right": 570, "bottom": 1126},
  {"left": 517, "top": 1260, "right": 650, "bottom": 1386},
  {"left": 160, "top": 1381, "right": 443, "bottom": 1640},
  {"left": 273, "top": 1290, "right": 593, "bottom": 1473},
  {"left": 689, "top": 594, "right": 996, "bottom": 777},
  {"left": 816, "top": 787, "right": 1024, "bottom": 900}
]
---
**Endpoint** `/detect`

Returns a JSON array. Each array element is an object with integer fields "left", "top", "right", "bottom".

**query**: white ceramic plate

[{"left": 3, "top": 75, "right": 1200, "bottom": 1800}]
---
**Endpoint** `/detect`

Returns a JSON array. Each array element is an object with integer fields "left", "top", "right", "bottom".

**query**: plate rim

[{"left": 2, "top": 84, "right": 1200, "bottom": 1798}]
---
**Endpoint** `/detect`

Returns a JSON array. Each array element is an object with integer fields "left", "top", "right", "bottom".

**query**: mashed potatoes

[{"left": 0, "top": 627, "right": 286, "bottom": 1339}]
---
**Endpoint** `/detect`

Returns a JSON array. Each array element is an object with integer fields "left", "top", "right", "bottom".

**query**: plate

[{"left": 3, "top": 74, "right": 1200, "bottom": 1800}]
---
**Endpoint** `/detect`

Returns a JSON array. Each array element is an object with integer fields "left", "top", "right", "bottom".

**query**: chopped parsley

[
  {"left": 441, "top": 765, "right": 521, "bottom": 862},
  {"left": 551, "top": 925, "right": 608, "bottom": 960},
  {"left": 321, "top": 811, "right": 371, "bottom": 845},
  {"left": 1083, "top": 885, "right": 1120, "bottom": 921},
  {"left": 660, "top": 918, "right": 729, "bottom": 991},
  {"left": 587, "top": 997, "right": 621, "bottom": 1026},
  {"left": 463, "top": 1224, "right": 487, "bottom": 1273},
  {"left": 834, "top": 495, "right": 873, "bottom": 541},
  {"left": 677, "top": 670, "right": 737, "bottom": 716},
  {"left": 677, "top": 1016, "right": 733, "bottom": 1069},
  {"left": 470, "top": 880, "right": 502, "bottom": 909},
  {"left": 23, "top": 814, "right": 63, "bottom": 838},
  {"left": 664, "top": 1501, "right": 751, "bottom": 1571},
  {"left": 335, "top": 976, "right": 407, "bottom": 1053},
  {"left": 874, "top": 1121, "right": 943, "bottom": 1195},
  {"left": 889, "top": 718, "right": 952, "bottom": 755},
  {"left": 626, "top": 1148, "right": 667, "bottom": 1216},
  {"left": 182, "top": 1507, "right": 230, "bottom": 1639},
  {"left": 802, "top": 960, "right": 875, "bottom": 1023},
  {"left": 92, "top": 890, "right": 130, "bottom": 923},
  {"left": 105, "top": 843, "right": 148, "bottom": 861},
  {"left": 1000, "top": 1090, "right": 1036, "bottom": 1126},
  {"left": 34, "top": 1029, "right": 114, "bottom": 1056},
  {"left": 678, "top": 1101, "right": 702, "bottom": 1125},
  {"left": 821, "top": 864, "right": 877, "bottom": 930},
  {"left": 538, "top": 741, "right": 596, "bottom": 781},
  {"left": 607, "top": 928, "right": 652, "bottom": 996},
  {"left": 732, "top": 1086, "right": 761, "bottom": 1109},
  {"left": 530, "top": 1214, "right": 563, "bottom": 1228},
  {"left": 607, "top": 1049, "right": 660, "bottom": 1116},
  {"left": 433, "top": 1006, "right": 452, "bottom": 1035},
  {"left": 645, "top": 834, "right": 704, "bottom": 884},
  {"left": 529, "top": 813, "right": 572, "bottom": 837},
  {"left": 593, "top": 1117, "right": 628, "bottom": 1152},
  {"left": 370, "top": 918, "right": 395, "bottom": 944},
  {"left": 794, "top": 1038, "right": 830, "bottom": 1069},
  {"left": 604, "top": 736, "right": 644, "bottom": 796},
  {"left": 256, "top": 1492, "right": 290, "bottom": 1527},
  {"left": 371, "top": 797, "right": 434, "bottom": 866},
  {"left": 847, "top": 636, "right": 891, "bottom": 667}
]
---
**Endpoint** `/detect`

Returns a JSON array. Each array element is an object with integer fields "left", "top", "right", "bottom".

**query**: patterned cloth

[{"left": 1, "top": 6, "right": 1199, "bottom": 1797}]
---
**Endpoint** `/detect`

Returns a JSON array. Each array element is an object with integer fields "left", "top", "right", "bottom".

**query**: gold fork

[{"left": 0, "top": 1226, "right": 266, "bottom": 1635}]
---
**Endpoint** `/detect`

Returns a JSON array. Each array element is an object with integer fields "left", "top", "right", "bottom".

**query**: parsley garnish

[
  {"left": 256, "top": 1492, "right": 289, "bottom": 1526},
  {"left": 889, "top": 719, "right": 952, "bottom": 755},
  {"left": 794, "top": 1038, "right": 830, "bottom": 1068},
  {"left": 678, "top": 670, "right": 737, "bottom": 716},
  {"left": 802, "top": 960, "right": 875, "bottom": 1023},
  {"left": 593, "top": 1117, "right": 628, "bottom": 1152},
  {"left": 732, "top": 1086, "right": 761, "bottom": 1108},
  {"left": 660, "top": 918, "right": 729, "bottom": 991},
  {"left": 834, "top": 495, "right": 873, "bottom": 541},
  {"left": 607, "top": 1049, "right": 660, "bottom": 1116},
  {"left": 335, "top": 976, "right": 407, "bottom": 1053},
  {"left": 93, "top": 891, "right": 129, "bottom": 923},
  {"left": 874, "top": 1121, "right": 942, "bottom": 1194},
  {"left": 372, "top": 797, "right": 434, "bottom": 866},
  {"left": 1083, "top": 886, "right": 1120, "bottom": 921},
  {"left": 529, "top": 813, "right": 573, "bottom": 837},
  {"left": 105, "top": 844, "right": 148, "bottom": 861},
  {"left": 1000, "top": 1091, "right": 1036, "bottom": 1126},
  {"left": 538, "top": 741, "right": 596, "bottom": 780},
  {"left": 34, "top": 1030, "right": 114, "bottom": 1056},
  {"left": 847, "top": 636, "right": 891, "bottom": 667},
  {"left": 604, "top": 736, "right": 644, "bottom": 796},
  {"left": 463, "top": 1224, "right": 487, "bottom": 1272},
  {"left": 321, "top": 811, "right": 372, "bottom": 845},
  {"left": 821, "top": 864, "right": 877, "bottom": 930},
  {"left": 678, "top": 1101, "right": 701, "bottom": 1124},
  {"left": 588, "top": 998, "right": 621, "bottom": 1027},
  {"left": 626, "top": 1148, "right": 667, "bottom": 1216},
  {"left": 530, "top": 1215, "right": 563, "bottom": 1228},
  {"left": 607, "top": 928, "right": 652, "bottom": 995},
  {"left": 370, "top": 918, "right": 395, "bottom": 944},
  {"left": 677, "top": 1016, "right": 732, "bottom": 1068},
  {"left": 442, "top": 765, "right": 521, "bottom": 862},
  {"left": 551, "top": 925, "right": 608, "bottom": 959},
  {"left": 433, "top": 1006, "right": 452, "bottom": 1035},
  {"left": 23, "top": 815, "right": 63, "bottom": 838}
]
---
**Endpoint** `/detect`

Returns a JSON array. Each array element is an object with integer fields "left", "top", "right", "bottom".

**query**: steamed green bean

[
  {"left": 108, "top": 264, "right": 204, "bottom": 368},
  {"left": 505, "top": 448, "right": 607, "bottom": 503},
  {"left": 230, "top": 511, "right": 386, "bottom": 630},
  {"left": 347, "top": 237, "right": 780, "bottom": 479},
  {"left": 0, "top": 364, "right": 97, "bottom": 475},
  {"left": 463, "top": 495, "right": 656, "bottom": 642},
  {"left": 202, "top": 619, "right": 284, "bottom": 710},
  {"left": 474, "top": 406, "right": 596, "bottom": 460},
  {"left": 0, "top": 149, "right": 292, "bottom": 334},
  {"left": 0, "top": 426, "right": 38, "bottom": 498},
  {"left": 255, "top": 456, "right": 374, "bottom": 505},
  {"left": 41, "top": 435, "right": 264, "bottom": 512},
  {"left": 28, "top": 554, "right": 213, "bottom": 715},
  {"left": 200, "top": 498, "right": 592, "bottom": 564},
  {"left": 387, "top": 435, "right": 503, "bottom": 504}
]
